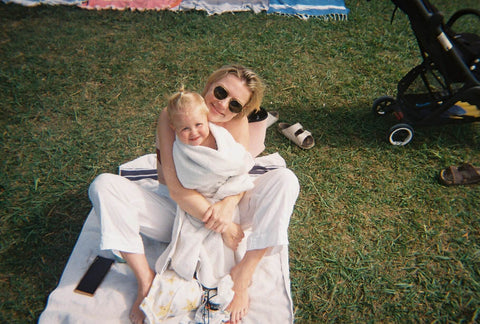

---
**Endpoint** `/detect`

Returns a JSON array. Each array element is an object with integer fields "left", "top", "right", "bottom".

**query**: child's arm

[{"left": 157, "top": 109, "right": 211, "bottom": 219}]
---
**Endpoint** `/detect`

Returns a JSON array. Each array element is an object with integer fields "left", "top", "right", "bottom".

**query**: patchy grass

[{"left": 1, "top": 0, "right": 479, "bottom": 322}]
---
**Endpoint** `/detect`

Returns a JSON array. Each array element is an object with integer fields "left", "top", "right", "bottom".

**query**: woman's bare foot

[
  {"left": 227, "top": 248, "right": 268, "bottom": 323},
  {"left": 227, "top": 287, "right": 249, "bottom": 324},
  {"left": 120, "top": 252, "right": 155, "bottom": 324},
  {"left": 129, "top": 268, "right": 154, "bottom": 324}
]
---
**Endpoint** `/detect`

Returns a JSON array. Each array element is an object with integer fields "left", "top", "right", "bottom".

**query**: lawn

[{"left": 1, "top": 0, "right": 479, "bottom": 322}]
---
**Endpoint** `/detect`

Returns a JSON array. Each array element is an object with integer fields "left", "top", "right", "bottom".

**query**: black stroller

[{"left": 373, "top": 0, "right": 480, "bottom": 145}]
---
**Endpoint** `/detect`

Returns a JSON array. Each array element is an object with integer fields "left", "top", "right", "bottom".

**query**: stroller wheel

[
  {"left": 388, "top": 123, "right": 414, "bottom": 146},
  {"left": 372, "top": 96, "right": 396, "bottom": 116}
]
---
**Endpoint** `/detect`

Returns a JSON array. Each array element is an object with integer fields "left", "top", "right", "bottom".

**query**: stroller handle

[
  {"left": 391, "top": 0, "right": 479, "bottom": 86},
  {"left": 446, "top": 8, "right": 480, "bottom": 28}
]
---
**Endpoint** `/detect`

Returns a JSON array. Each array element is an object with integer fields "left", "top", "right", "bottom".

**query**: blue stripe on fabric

[
  {"left": 120, "top": 165, "right": 278, "bottom": 181},
  {"left": 267, "top": 0, "right": 349, "bottom": 17},
  {"left": 120, "top": 169, "right": 158, "bottom": 181}
]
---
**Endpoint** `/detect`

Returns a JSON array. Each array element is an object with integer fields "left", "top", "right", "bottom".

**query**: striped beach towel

[{"left": 268, "top": 0, "right": 349, "bottom": 19}]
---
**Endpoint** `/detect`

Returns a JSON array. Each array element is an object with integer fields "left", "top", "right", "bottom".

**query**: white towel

[
  {"left": 173, "top": 122, "right": 254, "bottom": 200},
  {"left": 157, "top": 123, "right": 254, "bottom": 287}
]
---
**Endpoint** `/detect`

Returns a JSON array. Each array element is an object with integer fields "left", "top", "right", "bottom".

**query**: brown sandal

[{"left": 439, "top": 163, "right": 480, "bottom": 186}]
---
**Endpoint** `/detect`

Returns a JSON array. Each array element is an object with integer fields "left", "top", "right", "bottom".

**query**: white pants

[{"left": 88, "top": 168, "right": 299, "bottom": 255}]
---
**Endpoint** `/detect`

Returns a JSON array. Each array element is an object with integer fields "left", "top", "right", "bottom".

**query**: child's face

[{"left": 172, "top": 107, "right": 210, "bottom": 146}]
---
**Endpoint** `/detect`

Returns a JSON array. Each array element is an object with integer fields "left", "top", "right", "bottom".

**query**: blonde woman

[{"left": 89, "top": 64, "right": 299, "bottom": 324}]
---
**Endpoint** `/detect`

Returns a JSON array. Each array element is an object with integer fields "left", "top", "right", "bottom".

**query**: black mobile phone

[{"left": 74, "top": 255, "right": 115, "bottom": 297}]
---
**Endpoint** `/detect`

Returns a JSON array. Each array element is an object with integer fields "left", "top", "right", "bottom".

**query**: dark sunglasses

[{"left": 213, "top": 86, "right": 244, "bottom": 114}]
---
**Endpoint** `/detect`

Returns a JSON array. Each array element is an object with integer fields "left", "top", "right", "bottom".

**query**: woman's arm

[{"left": 157, "top": 109, "right": 212, "bottom": 220}]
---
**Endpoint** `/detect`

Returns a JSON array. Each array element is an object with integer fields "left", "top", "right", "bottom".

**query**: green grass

[{"left": 1, "top": 0, "right": 480, "bottom": 322}]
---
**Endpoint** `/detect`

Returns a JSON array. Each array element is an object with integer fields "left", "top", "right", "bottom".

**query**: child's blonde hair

[{"left": 167, "top": 86, "right": 209, "bottom": 127}]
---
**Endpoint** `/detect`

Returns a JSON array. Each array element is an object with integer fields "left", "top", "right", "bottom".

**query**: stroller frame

[{"left": 373, "top": 0, "right": 480, "bottom": 145}]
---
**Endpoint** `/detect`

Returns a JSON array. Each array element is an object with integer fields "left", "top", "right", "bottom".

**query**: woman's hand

[
  {"left": 157, "top": 110, "right": 212, "bottom": 219},
  {"left": 202, "top": 195, "right": 239, "bottom": 233}
]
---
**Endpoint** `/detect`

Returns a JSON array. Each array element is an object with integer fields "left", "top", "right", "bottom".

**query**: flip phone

[{"left": 74, "top": 255, "right": 115, "bottom": 297}]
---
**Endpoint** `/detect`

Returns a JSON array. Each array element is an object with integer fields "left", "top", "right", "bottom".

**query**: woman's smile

[{"left": 210, "top": 102, "right": 225, "bottom": 117}]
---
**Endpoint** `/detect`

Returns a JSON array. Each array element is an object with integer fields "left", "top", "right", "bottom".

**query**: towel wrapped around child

[{"left": 141, "top": 123, "right": 255, "bottom": 321}]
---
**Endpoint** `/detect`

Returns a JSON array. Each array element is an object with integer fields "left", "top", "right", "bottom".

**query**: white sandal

[
  {"left": 278, "top": 122, "right": 315, "bottom": 149},
  {"left": 266, "top": 111, "right": 279, "bottom": 128}
]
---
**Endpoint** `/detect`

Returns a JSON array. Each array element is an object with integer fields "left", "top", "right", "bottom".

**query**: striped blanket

[
  {"left": 268, "top": 0, "right": 349, "bottom": 19},
  {"left": 2, "top": 0, "right": 349, "bottom": 19}
]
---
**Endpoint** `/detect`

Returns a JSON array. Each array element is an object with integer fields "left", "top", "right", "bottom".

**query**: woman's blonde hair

[
  {"left": 167, "top": 86, "right": 209, "bottom": 127},
  {"left": 202, "top": 64, "right": 265, "bottom": 118}
]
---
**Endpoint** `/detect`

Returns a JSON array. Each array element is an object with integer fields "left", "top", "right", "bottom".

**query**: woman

[{"left": 88, "top": 64, "right": 299, "bottom": 324}]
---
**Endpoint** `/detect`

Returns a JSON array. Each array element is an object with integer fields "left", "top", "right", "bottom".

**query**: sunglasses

[{"left": 213, "top": 86, "right": 244, "bottom": 114}]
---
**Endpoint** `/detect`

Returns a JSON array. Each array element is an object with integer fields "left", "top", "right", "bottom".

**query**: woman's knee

[
  {"left": 256, "top": 168, "right": 299, "bottom": 199},
  {"left": 272, "top": 168, "right": 300, "bottom": 196},
  {"left": 88, "top": 173, "right": 120, "bottom": 200}
]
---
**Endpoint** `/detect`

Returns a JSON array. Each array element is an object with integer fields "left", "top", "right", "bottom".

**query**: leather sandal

[{"left": 439, "top": 163, "right": 480, "bottom": 186}]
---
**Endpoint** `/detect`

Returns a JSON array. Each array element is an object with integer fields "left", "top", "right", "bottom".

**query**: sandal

[
  {"left": 278, "top": 122, "right": 315, "bottom": 149},
  {"left": 266, "top": 111, "right": 279, "bottom": 128},
  {"left": 439, "top": 163, "right": 480, "bottom": 186}
]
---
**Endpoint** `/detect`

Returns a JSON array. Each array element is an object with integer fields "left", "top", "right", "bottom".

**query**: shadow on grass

[
  {"left": 1, "top": 190, "right": 91, "bottom": 322},
  {"left": 279, "top": 103, "right": 480, "bottom": 150}
]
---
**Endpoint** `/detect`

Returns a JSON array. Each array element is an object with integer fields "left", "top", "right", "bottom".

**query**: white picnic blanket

[
  {"left": 175, "top": 0, "right": 268, "bottom": 15},
  {"left": 39, "top": 153, "right": 294, "bottom": 323}
]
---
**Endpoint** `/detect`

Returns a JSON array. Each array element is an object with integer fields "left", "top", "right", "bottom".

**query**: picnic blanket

[
  {"left": 268, "top": 0, "right": 349, "bottom": 19},
  {"left": 39, "top": 153, "right": 294, "bottom": 323},
  {"left": 174, "top": 0, "right": 268, "bottom": 15},
  {"left": 80, "top": 0, "right": 179, "bottom": 11},
  {"left": 2, "top": 0, "right": 83, "bottom": 6},
  {"left": 3, "top": 0, "right": 349, "bottom": 19}
]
